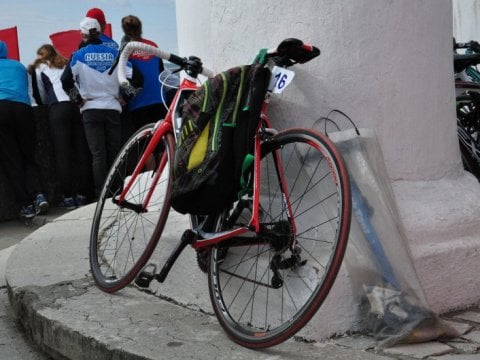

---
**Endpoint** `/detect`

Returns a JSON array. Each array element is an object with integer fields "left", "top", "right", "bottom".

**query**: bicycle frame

[{"left": 114, "top": 68, "right": 297, "bottom": 261}]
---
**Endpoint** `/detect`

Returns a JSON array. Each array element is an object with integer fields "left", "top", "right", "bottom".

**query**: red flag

[
  {"left": 49, "top": 30, "right": 82, "bottom": 59},
  {"left": 50, "top": 24, "right": 113, "bottom": 59},
  {"left": 0, "top": 26, "right": 20, "bottom": 60},
  {"left": 104, "top": 23, "right": 112, "bottom": 38}
]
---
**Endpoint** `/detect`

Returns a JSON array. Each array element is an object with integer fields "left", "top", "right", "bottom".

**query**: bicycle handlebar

[
  {"left": 455, "top": 40, "right": 480, "bottom": 53},
  {"left": 117, "top": 38, "right": 319, "bottom": 88},
  {"left": 117, "top": 41, "right": 215, "bottom": 86}
]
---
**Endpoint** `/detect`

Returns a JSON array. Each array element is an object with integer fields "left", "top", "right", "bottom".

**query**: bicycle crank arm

[
  {"left": 155, "top": 229, "right": 197, "bottom": 283},
  {"left": 135, "top": 229, "right": 197, "bottom": 287}
]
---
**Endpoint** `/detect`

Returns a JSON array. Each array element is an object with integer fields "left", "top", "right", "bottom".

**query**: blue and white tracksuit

[
  {"left": 63, "top": 40, "right": 131, "bottom": 113},
  {"left": 61, "top": 38, "right": 136, "bottom": 198},
  {"left": 100, "top": 34, "right": 119, "bottom": 50}
]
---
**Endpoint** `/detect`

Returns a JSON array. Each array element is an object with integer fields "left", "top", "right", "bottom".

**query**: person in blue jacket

[
  {"left": 0, "top": 41, "right": 49, "bottom": 218},
  {"left": 120, "top": 15, "right": 170, "bottom": 131}
]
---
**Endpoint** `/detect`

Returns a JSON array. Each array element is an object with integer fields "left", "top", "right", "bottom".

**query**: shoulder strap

[{"left": 252, "top": 48, "right": 268, "bottom": 65}]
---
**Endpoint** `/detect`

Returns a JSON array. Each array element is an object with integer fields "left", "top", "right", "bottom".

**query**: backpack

[{"left": 171, "top": 63, "right": 270, "bottom": 215}]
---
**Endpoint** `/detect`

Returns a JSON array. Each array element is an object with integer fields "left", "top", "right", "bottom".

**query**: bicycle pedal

[
  {"left": 135, "top": 273, "right": 153, "bottom": 288},
  {"left": 134, "top": 264, "right": 157, "bottom": 288}
]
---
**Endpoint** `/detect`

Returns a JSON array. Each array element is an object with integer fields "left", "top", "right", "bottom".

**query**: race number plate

[{"left": 268, "top": 66, "right": 295, "bottom": 94}]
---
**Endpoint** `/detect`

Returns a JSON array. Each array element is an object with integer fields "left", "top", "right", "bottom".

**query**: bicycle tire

[
  {"left": 457, "top": 94, "right": 480, "bottom": 180},
  {"left": 208, "top": 128, "right": 351, "bottom": 348},
  {"left": 458, "top": 127, "right": 480, "bottom": 179},
  {"left": 89, "top": 123, "right": 175, "bottom": 292}
]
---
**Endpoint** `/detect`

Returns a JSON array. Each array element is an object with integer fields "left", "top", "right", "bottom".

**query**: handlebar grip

[
  {"left": 118, "top": 41, "right": 173, "bottom": 85},
  {"left": 201, "top": 67, "right": 215, "bottom": 78}
]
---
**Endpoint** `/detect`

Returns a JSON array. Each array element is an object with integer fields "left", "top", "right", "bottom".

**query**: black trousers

[
  {"left": 49, "top": 102, "right": 92, "bottom": 198},
  {"left": 82, "top": 109, "right": 121, "bottom": 198},
  {"left": 0, "top": 100, "right": 43, "bottom": 206}
]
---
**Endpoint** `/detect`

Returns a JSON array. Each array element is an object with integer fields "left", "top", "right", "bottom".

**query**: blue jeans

[{"left": 82, "top": 109, "right": 121, "bottom": 198}]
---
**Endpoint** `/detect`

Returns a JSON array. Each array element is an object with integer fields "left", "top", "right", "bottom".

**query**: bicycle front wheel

[
  {"left": 208, "top": 128, "right": 351, "bottom": 348},
  {"left": 90, "top": 124, "right": 175, "bottom": 292}
]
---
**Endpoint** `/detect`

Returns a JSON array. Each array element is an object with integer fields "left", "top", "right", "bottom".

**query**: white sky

[{"left": 0, "top": 0, "right": 178, "bottom": 66}]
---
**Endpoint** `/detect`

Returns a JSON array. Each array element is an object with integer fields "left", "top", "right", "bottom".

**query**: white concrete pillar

[
  {"left": 176, "top": 0, "right": 480, "bottom": 339},
  {"left": 453, "top": 0, "right": 480, "bottom": 42}
]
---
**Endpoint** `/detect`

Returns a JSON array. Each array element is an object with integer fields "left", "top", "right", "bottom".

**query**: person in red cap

[{"left": 83, "top": 8, "right": 118, "bottom": 50}]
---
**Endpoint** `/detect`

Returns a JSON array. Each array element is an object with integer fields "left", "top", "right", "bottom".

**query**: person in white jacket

[
  {"left": 29, "top": 44, "right": 92, "bottom": 209},
  {"left": 61, "top": 17, "right": 141, "bottom": 199}
]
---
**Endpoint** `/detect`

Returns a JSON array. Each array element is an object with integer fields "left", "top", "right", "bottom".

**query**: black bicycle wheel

[
  {"left": 90, "top": 124, "right": 175, "bottom": 292},
  {"left": 208, "top": 128, "right": 351, "bottom": 348},
  {"left": 458, "top": 124, "right": 480, "bottom": 179},
  {"left": 457, "top": 94, "right": 480, "bottom": 180}
]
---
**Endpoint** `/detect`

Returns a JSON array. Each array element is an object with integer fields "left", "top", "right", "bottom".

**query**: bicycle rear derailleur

[{"left": 269, "top": 246, "right": 307, "bottom": 289}]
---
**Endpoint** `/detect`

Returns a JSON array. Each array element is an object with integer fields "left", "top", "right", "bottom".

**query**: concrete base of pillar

[
  {"left": 300, "top": 173, "right": 480, "bottom": 341},
  {"left": 393, "top": 173, "right": 480, "bottom": 313}
]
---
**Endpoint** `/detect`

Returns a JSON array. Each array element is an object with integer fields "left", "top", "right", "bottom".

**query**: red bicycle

[{"left": 89, "top": 38, "right": 351, "bottom": 348}]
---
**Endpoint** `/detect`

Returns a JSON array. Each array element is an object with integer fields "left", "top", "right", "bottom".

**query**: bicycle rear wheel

[
  {"left": 208, "top": 128, "right": 351, "bottom": 348},
  {"left": 458, "top": 125, "right": 480, "bottom": 179},
  {"left": 457, "top": 94, "right": 480, "bottom": 180},
  {"left": 90, "top": 123, "right": 175, "bottom": 292}
]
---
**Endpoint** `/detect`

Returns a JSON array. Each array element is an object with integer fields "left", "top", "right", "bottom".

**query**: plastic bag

[{"left": 327, "top": 128, "right": 459, "bottom": 347}]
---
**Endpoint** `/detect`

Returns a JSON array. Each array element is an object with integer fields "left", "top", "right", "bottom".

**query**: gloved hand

[{"left": 120, "top": 82, "right": 142, "bottom": 101}]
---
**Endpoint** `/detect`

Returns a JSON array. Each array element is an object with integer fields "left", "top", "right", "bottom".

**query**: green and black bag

[{"left": 171, "top": 62, "right": 270, "bottom": 215}]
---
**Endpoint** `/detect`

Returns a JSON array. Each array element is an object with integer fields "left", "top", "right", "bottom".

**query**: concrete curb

[{"left": 6, "top": 205, "right": 390, "bottom": 360}]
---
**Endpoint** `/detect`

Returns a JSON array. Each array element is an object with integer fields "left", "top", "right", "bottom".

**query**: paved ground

[
  {"left": 1, "top": 205, "right": 480, "bottom": 359},
  {"left": 0, "top": 207, "right": 68, "bottom": 251},
  {"left": 0, "top": 208, "right": 70, "bottom": 360},
  {"left": 0, "top": 210, "right": 66, "bottom": 360},
  {"left": 0, "top": 288, "right": 51, "bottom": 360}
]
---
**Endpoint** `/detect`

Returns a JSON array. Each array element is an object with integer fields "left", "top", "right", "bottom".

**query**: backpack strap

[
  {"left": 237, "top": 56, "right": 270, "bottom": 199},
  {"left": 253, "top": 48, "right": 268, "bottom": 65},
  {"left": 238, "top": 153, "right": 255, "bottom": 199}
]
